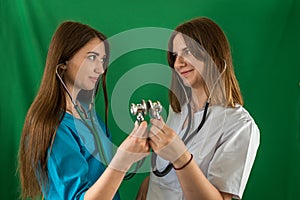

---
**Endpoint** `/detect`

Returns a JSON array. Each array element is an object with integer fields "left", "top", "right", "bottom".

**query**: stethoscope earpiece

[
  {"left": 57, "top": 63, "right": 67, "bottom": 70},
  {"left": 60, "top": 65, "right": 67, "bottom": 70}
]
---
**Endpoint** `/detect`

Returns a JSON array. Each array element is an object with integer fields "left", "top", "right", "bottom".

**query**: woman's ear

[
  {"left": 60, "top": 61, "right": 68, "bottom": 70},
  {"left": 60, "top": 65, "right": 67, "bottom": 70}
]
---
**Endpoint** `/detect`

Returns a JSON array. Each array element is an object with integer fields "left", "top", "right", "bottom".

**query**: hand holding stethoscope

[
  {"left": 130, "top": 98, "right": 207, "bottom": 176},
  {"left": 148, "top": 118, "right": 188, "bottom": 164},
  {"left": 109, "top": 121, "right": 150, "bottom": 173}
]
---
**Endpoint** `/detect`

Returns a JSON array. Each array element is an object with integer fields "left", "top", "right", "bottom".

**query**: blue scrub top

[{"left": 43, "top": 112, "right": 120, "bottom": 200}]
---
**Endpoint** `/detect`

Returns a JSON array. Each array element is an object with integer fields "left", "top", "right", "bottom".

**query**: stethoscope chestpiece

[
  {"left": 130, "top": 99, "right": 162, "bottom": 123},
  {"left": 147, "top": 100, "right": 162, "bottom": 120},
  {"left": 130, "top": 100, "right": 147, "bottom": 123}
]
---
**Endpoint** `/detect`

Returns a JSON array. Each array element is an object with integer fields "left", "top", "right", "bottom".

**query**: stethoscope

[
  {"left": 55, "top": 64, "right": 142, "bottom": 180},
  {"left": 151, "top": 61, "right": 227, "bottom": 177}
]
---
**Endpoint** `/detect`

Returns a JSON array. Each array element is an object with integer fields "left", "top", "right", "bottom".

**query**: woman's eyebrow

[
  {"left": 173, "top": 47, "right": 188, "bottom": 54},
  {"left": 87, "top": 51, "right": 99, "bottom": 56}
]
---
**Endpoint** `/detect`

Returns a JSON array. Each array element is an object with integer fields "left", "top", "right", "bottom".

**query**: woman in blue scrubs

[{"left": 18, "top": 21, "right": 149, "bottom": 200}]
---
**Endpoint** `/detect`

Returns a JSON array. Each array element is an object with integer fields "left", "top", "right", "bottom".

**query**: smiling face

[
  {"left": 172, "top": 34, "right": 205, "bottom": 89},
  {"left": 64, "top": 37, "right": 107, "bottom": 96}
]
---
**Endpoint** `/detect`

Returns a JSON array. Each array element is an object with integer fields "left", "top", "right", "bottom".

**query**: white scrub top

[{"left": 147, "top": 104, "right": 260, "bottom": 200}]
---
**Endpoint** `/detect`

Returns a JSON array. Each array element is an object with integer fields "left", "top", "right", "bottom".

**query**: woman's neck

[
  {"left": 65, "top": 85, "right": 81, "bottom": 118},
  {"left": 190, "top": 85, "right": 208, "bottom": 111}
]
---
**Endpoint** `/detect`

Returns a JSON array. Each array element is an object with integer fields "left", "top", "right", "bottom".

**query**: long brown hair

[
  {"left": 168, "top": 17, "right": 243, "bottom": 112},
  {"left": 18, "top": 21, "right": 109, "bottom": 199}
]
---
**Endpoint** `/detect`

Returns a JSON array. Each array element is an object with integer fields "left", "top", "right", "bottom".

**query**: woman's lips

[
  {"left": 180, "top": 69, "right": 194, "bottom": 77},
  {"left": 89, "top": 76, "right": 98, "bottom": 82}
]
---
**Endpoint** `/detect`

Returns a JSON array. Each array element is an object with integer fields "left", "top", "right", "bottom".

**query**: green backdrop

[{"left": 1, "top": 0, "right": 299, "bottom": 199}]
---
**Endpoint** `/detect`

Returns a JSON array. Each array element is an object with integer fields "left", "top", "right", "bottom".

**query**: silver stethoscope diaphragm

[{"left": 130, "top": 100, "right": 162, "bottom": 123}]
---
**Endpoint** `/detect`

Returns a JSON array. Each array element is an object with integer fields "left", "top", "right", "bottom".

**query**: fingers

[
  {"left": 131, "top": 121, "right": 139, "bottom": 133},
  {"left": 151, "top": 118, "right": 173, "bottom": 135},
  {"left": 131, "top": 121, "right": 148, "bottom": 139},
  {"left": 148, "top": 139, "right": 158, "bottom": 149},
  {"left": 150, "top": 118, "right": 175, "bottom": 139},
  {"left": 148, "top": 121, "right": 165, "bottom": 149},
  {"left": 150, "top": 118, "right": 165, "bottom": 129},
  {"left": 128, "top": 119, "right": 174, "bottom": 152},
  {"left": 149, "top": 125, "right": 163, "bottom": 138},
  {"left": 149, "top": 122, "right": 170, "bottom": 151}
]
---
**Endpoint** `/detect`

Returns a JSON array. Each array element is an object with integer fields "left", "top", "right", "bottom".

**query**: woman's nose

[
  {"left": 174, "top": 55, "right": 186, "bottom": 69},
  {"left": 94, "top": 61, "right": 104, "bottom": 74}
]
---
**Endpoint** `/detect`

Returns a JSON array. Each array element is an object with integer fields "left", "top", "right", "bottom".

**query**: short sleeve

[
  {"left": 45, "top": 123, "right": 91, "bottom": 200},
  {"left": 207, "top": 117, "right": 260, "bottom": 199}
]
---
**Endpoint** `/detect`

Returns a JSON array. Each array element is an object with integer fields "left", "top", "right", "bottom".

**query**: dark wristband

[{"left": 173, "top": 154, "right": 193, "bottom": 170}]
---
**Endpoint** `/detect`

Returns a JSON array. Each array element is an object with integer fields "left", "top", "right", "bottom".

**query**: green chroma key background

[{"left": 0, "top": 0, "right": 299, "bottom": 199}]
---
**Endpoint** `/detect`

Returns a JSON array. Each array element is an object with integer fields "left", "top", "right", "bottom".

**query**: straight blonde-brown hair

[
  {"left": 168, "top": 17, "right": 243, "bottom": 112},
  {"left": 18, "top": 21, "right": 110, "bottom": 199}
]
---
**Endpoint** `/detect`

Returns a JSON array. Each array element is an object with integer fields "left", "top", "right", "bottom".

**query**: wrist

[
  {"left": 108, "top": 149, "right": 133, "bottom": 172},
  {"left": 172, "top": 151, "right": 191, "bottom": 169}
]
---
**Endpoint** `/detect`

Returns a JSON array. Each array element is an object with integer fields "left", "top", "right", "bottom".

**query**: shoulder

[
  {"left": 57, "top": 112, "right": 76, "bottom": 134},
  {"left": 220, "top": 104, "right": 257, "bottom": 126},
  {"left": 205, "top": 105, "right": 256, "bottom": 128},
  {"left": 227, "top": 105, "right": 254, "bottom": 121},
  {"left": 55, "top": 112, "right": 82, "bottom": 145},
  {"left": 221, "top": 104, "right": 260, "bottom": 141},
  {"left": 211, "top": 105, "right": 255, "bottom": 125}
]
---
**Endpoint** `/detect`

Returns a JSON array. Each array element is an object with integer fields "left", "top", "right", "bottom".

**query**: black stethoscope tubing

[
  {"left": 151, "top": 60, "right": 226, "bottom": 177},
  {"left": 151, "top": 100, "right": 209, "bottom": 177},
  {"left": 151, "top": 72, "right": 210, "bottom": 177}
]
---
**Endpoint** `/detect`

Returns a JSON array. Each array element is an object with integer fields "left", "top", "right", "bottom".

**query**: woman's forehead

[
  {"left": 78, "top": 38, "right": 106, "bottom": 55},
  {"left": 172, "top": 34, "right": 187, "bottom": 51}
]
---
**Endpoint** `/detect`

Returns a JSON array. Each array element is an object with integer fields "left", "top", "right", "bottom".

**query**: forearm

[
  {"left": 84, "top": 167, "right": 125, "bottom": 200},
  {"left": 173, "top": 152, "right": 225, "bottom": 200},
  {"left": 84, "top": 119, "right": 149, "bottom": 199}
]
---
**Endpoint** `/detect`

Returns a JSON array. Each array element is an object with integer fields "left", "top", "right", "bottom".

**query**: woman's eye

[
  {"left": 184, "top": 49, "right": 191, "bottom": 55},
  {"left": 100, "top": 57, "right": 106, "bottom": 64},
  {"left": 88, "top": 54, "right": 97, "bottom": 61}
]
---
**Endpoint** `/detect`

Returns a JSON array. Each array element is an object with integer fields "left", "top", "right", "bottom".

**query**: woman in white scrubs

[{"left": 137, "top": 17, "right": 260, "bottom": 200}]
